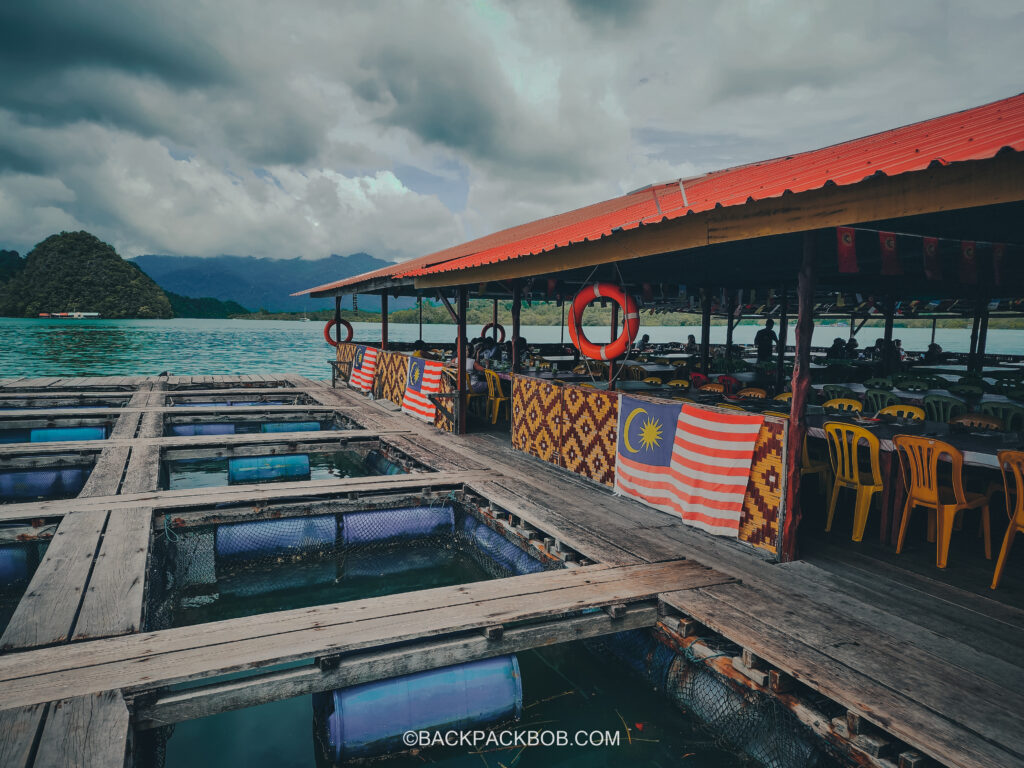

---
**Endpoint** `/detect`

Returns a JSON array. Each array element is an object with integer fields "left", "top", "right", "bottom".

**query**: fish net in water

[{"left": 588, "top": 630, "right": 826, "bottom": 768}]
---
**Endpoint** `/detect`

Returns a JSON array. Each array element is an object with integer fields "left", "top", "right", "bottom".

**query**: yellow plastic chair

[
  {"left": 628, "top": 365, "right": 646, "bottom": 381},
  {"left": 580, "top": 382, "right": 597, "bottom": 389},
  {"left": 483, "top": 369, "right": 510, "bottom": 424},
  {"left": 765, "top": 412, "right": 829, "bottom": 495},
  {"left": 823, "top": 422, "right": 883, "bottom": 542},
  {"left": 717, "top": 403, "right": 748, "bottom": 412},
  {"left": 951, "top": 413, "right": 1003, "bottom": 432},
  {"left": 822, "top": 397, "right": 863, "bottom": 413},
  {"left": 764, "top": 410, "right": 790, "bottom": 418},
  {"left": 878, "top": 404, "right": 925, "bottom": 421},
  {"left": 642, "top": 376, "right": 664, "bottom": 385},
  {"left": 737, "top": 387, "right": 767, "bottom": 399},
  {"left": 992, "top": 450, "right": 1024, "bottom": 589},
  {"left": 666, "top": 379, "right": 690, "bottom": 390},
  {"left": 773, "top": 392, "right": 793, "bottom": 402},
  {"left": 894, "top": 435, "right": 992, "bottom": 569},
  {"left": 700, "top": 382, "right": 725, "bottom": 393},
  {"left": 671, "top": 396, "right": 695, "bottom": 403}
]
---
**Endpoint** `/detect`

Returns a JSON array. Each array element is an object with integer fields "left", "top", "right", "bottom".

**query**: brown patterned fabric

[
  {"left": 560, "top": 385, "right": 618, "bottom": 486},
  {"left": 433, "top": 369, "right": 457, "bottom": 433},
  {"left": 374, "top": 350, "right": 409, "bottom": 406},
  {"left": 511, "top": 375, "right": 562, "bottom": 464},
  {"left": 335, "top": 342, "right": 357, "bottom": 382},
  {"left": 737, "top": 417, "right": 786, "bottom": 554}
]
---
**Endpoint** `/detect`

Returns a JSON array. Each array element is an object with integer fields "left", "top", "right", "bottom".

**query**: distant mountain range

[{"left": 131, "top": 252, "right": 411, "bottom": 313}]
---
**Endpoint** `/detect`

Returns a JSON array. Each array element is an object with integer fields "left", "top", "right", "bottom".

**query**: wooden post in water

[
  {"left": 700, "top": 289, "right": 711, "bottom": 374},
  {"left": 511, "top": 284, "right": 522, "bottom": 374},
  {"left": 776, "top": 287, "right": 789, "bottom": 393},
  {"left": 781, "top": 233, "right": 816, "bottom": 562},
  {"left": 609, "top": 301, "right": 619, "bottom": 390},
  {"left": 457, "top": 286, "right": 468, "bottom": 434},
  {"left": 380, "top": 293, "right": 389, "bottom": 351}
]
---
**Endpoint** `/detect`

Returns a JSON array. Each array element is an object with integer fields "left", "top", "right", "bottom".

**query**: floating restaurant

[{"left": 1, "top": 94, "right": 1023, "bottom": 768}]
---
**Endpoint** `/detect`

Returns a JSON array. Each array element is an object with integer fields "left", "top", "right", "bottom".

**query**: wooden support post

[
  {"left": 417, "top": 296, "right": 423, "bottom": 341},
  {"left": 492, "top": 298, "right": 499, "bottom": 340},
  {"left": 849, "top": 313, "right": 855, "bottom": 341},
  {"left": 930, "top": 317, "right": 937, "bottom": 345},
  {"left": 700, "top": 289, "right": 711, "bottom": 374},
  {"left": 334, "top": 295, "right": 341, "bottom": 331},
  {"left": 609, "top": 300, "right": 619, "bottom": 390},
  {"left": 511, "top": 283, "right": 522, "bottom": 374},
  {"left": 882, "top": 296, "right": 894, "bottom": 374},
  {"left": 781, "top": 233, "right": 815, "bottom": 562},
  {"left": 380, "top": 293, "right": 389, "bottom": 351},
  {"left": 456, "top": 286, "right": 468, "bottom": 433},
  {"left": 776, "top": 287, "right": 789, "bottom": 393},
  {"left": 975, "top": 300, "right": 990, "bottom": 374},
  {"left": 725, "top": 290, "right": 736, "bottom": 359}
]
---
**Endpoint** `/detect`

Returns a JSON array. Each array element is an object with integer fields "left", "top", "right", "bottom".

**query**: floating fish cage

[
  {"left": 0, "top": 415, "right": 114, "bottom": 444},
  {"left": 168, "top": 393, "right": 314, "bottom": 408},
  {"left": 0, "top": 538, "right": 48, "bottom": 635},
  {"left": 159, "top": 439, "right": 429, "bottom": 491},
  {"left": 0, "top": 451, "right": 96, "bottom": 503},
  {"left": 162, "top": 410, "right": 358, "bottom": 437},
  {"left": 0, "top": 395, "right": 129, "bottom": 411},
  {"left": 146, "top": 500, "right": 554, "bottom": 632},
  {"left": 166, "top": 380, "right": 295, "bottom": 391}
]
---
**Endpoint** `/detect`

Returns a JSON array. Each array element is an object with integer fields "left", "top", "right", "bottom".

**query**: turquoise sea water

[{"left": 1, "top": 317, "right": 1018, "bottom": 379}]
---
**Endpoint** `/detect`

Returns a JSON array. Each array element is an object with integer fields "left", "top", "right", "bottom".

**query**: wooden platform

[{"left": 0, "top": 375, "right": 1022, "bottom": 768}]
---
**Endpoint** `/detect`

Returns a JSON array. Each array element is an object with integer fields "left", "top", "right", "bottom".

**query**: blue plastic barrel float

[
  {"left": 215, "top": 513, "right": 337, "bottom": 561},
  {"left": 170, "top": 423, "right": 236, "bottom": 436},
  {"left": 260, "top": 421, "right": 320, "bottom": 433},
  {"left": 29, "top": 427, "right": 106, "bottom": 442},
  {"left": 0, "top": 545, "right": 29, "bottom": 586},
  {"left": 340, "top": 506, "right": 455, "bottom": 546},
  {"left": 363, "top": 450, "right": 406, "bottom": 476},
  {"left": 314, "top": 655, "right": 522, "bottom": 761},
  {"left": 227, "top": 453, "right": 310, "bottom": 484},
  {"left": 0, "top": 467, "right": 89, "bottom": 500},
  {"left": 459, "top": 515, "right": 545, "bottom": 575}
]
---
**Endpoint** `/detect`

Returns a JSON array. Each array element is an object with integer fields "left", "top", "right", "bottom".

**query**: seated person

[
  {"left": 683, "top": 334, "right": 698, "bottom": 354},
  {"left": 826, "top": 337, "right": 847, "bottom": 360},
  {"left": 411, "top": 339, "right": 428, "bottom": 358},
  {"left": 923, "top": 342, "right": 945, "bottom": 363},
  {"left": 845, "top": 338, "right": 860, "bottom": 358}
]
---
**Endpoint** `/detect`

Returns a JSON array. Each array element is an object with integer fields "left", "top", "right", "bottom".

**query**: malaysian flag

[
  {"left": 348, "top": 345, "right": 378, "bottom": 392},
  {"left": 615, "top": 397, "right": 763, "bottom": 537},
  {"left": 401, "top": 356, "right": 444, "bottom": 421}
]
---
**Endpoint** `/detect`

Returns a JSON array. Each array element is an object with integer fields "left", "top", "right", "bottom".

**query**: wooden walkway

[{"left": 0, "top": 375, "right": 1022, "bottom": 768}]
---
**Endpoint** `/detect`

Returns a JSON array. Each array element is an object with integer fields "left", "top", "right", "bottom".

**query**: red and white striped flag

[
  {"left": 348, "top": 345, "right": 378, "bottom": 392},
  {"left": 401, "top": 356, "right": 445, "bottom": 421},
  {"left": 615, "top": 398, "right": 763, "bottom": 537}
]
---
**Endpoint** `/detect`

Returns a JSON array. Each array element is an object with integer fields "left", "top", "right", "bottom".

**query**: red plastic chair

[
  {"left": 717, "top": 375, "right": 740, "bottom": 394},
  {"left": 689, "top": 372, "right": 709, "bottom": 389}
]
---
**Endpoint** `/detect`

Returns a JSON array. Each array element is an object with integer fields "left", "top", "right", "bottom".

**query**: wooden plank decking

[{"left": 0, "top": 375, "right": 1022, "bottom": 768}]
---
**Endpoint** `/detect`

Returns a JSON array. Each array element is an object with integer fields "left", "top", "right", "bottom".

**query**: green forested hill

[
  {"left": 0, "top": 232, "right": 173, "bottom": 318},
  {"left": 166, "top": 292, "right": 250, "bottom": 318}
]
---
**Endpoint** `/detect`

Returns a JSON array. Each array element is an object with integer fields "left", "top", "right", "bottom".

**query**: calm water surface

[{"left": 2, "top": 318, "right": 1019, "bottom": 378}]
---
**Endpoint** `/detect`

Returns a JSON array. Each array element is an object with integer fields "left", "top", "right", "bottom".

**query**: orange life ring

[
  {"left": 324, "top": 318, "right": 353, "bottom": 346},
  {"left": 481, "top": 322, "right": 506, "bottom": 343},
  {"left": 567, "top": 284, "right": 640, "bottom": 361}
]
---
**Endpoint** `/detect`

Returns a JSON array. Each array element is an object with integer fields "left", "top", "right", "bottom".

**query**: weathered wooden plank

[
  {"left": 0, "top": 703, "right": 46, "bottom": 768},
  {"left": 662, "top": 586, "right": 1024, "bottom": 768},
  {"left": 0, "top": 561, "right": 731, "bottom": 707},
  {"left": 34, "top": 691, "right": 129, "bottom": 768},
  {"left": 136, "top": 602, "right": 659, "bottom": 728},
  {"left": 77, "top": 446, "right": 131, "bottom": 498},
  {"left": 0, "top": 510, "right": 108, "bottom": 651},
  {"left": 71, "top": 508, "right": 152, "bottom": 642}
]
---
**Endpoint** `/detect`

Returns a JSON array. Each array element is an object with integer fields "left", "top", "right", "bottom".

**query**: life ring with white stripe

[
  {"left": 481, "top": 322, "right": 506, "bottom": 343},
  {"left": 567, "top": 283, "right": 640, "bottom": 361},
  {"left": 324, "top": 318, "right": 353, "bottom": 346}
]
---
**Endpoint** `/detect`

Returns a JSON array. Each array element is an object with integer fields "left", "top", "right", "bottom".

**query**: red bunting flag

[
  {"left": 959, "top": 241, "right": 977, "bottom": 285},
  {"left": 993, "top": 243, "right": 1006, "bottom": 287},
  {"left": 923, "top": 237, "right": 942, "bottom": 280},
  {"left": 837, "top": 227, "right": 857, "bottom": 273},
  {"left": 878, "top": 231, "right": 902, "bottom": 275}
]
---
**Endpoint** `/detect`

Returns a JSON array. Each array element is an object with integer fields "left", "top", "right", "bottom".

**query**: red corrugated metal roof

[{"left": 296, "top": 93, "right": 1024, "bottom": 294}]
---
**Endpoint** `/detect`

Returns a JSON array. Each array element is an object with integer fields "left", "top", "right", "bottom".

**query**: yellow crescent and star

[
  {"left": 622, "top": 407, "right": 664, "bottom": 454},
  {"left": 412, "top": 364, "right": 421, "bottom": 384}
]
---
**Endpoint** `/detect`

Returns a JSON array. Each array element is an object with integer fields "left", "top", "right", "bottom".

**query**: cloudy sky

[{"left": 1, "top": 1, "right": 1022, "bottom": 263}]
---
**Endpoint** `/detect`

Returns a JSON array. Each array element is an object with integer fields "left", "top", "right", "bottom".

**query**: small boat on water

[{"left": 37, "top": 312, "right": 101, "bottom": 318}]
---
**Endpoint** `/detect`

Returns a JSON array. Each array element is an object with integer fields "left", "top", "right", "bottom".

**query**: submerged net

[
  {"left": 0, "top": 540, "right": 48, "bottom": 635},
  {"left": 588, "top": 630, "right": 826, "bottom": 768}
]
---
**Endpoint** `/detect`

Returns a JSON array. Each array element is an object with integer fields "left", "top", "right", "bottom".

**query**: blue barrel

[
  {"left": 0, "top": 546, "right": 29, "bottom": 586},
  {"left": 261, "top": 421, "right": 320, "bottom": 433},
  {"left": 341, "top": 506, "right": 454, "bottom": 546},
  {"left": 30, "top": 427, "right": 106, "bottom": 442},
  {"left": 215, "top": 514, "right": 337, "bottom": 560},
  {"left": 363, "top": 450, "right": 406, "bottom": 476},
  {"left": 314, "top": 656, "right": 522, "bottom": 761},
  {"left": 227, "top": 454, "right": 310, "bottom": 484},
  {"left": 170, "top": 423, "right": 236, "bottom": 436},
  {"left": 0, "top": 468, "right": 88, "bottom": 500},
  {"left": 460, "top": 515, "right": 545, "bottom": 575},
  {"left": 0, "top": 429, "right": 31, "bottom": 443}
]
